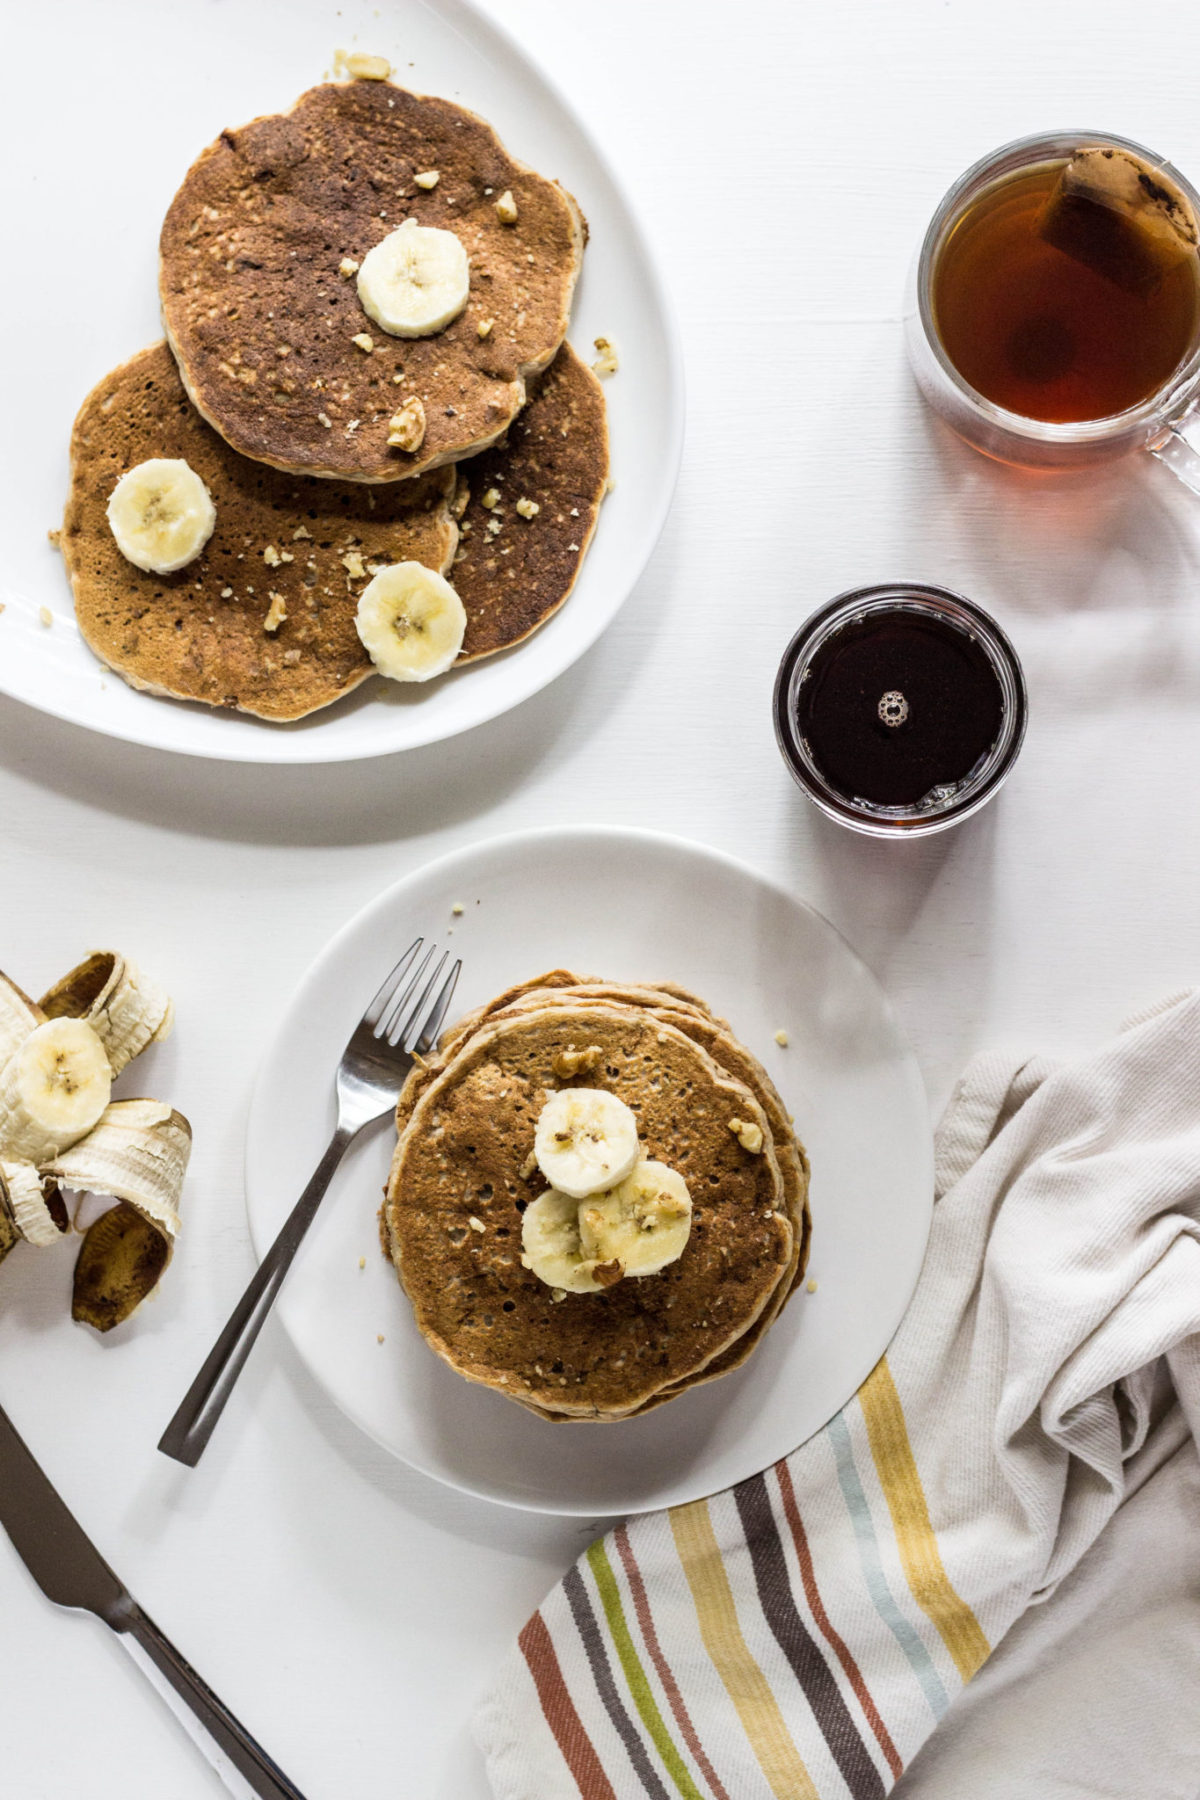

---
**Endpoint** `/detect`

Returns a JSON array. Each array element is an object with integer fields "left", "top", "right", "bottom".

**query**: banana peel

[{"left": 0, "top": 954, "right": 189, "bottom": 1329}]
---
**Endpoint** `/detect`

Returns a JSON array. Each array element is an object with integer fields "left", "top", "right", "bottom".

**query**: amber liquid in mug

[{"left": 932, "top": 162, "right": 1200, "bottom": 423}]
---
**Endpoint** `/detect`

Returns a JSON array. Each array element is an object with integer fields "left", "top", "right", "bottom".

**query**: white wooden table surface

[{"left": 3, "top": 2, "right": 1199, "bottom": 1794}]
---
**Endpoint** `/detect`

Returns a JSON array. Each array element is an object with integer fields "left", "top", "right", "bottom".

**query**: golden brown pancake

[
  {"left": 159, "top": 80, "right": 585, "bottom": 482},
  {"left": 61, "top": 343, "right": 456, "bottom": 721},
  {"left": 384, "top": 1004, "right": 792, "bottom": 1419},
  {"left": 452, "top": 343, "right": 608, "bottom": 661}
]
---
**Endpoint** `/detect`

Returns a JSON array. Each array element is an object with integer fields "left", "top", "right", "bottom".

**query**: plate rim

[
  {"left": 0, "top": 0, "right": 685, "bottom": 767},
  {"left": 245, "top": 823, "right": 934, "bottom": 1515}
]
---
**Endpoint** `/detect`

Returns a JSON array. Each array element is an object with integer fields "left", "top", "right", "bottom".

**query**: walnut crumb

[
  {"left": 220, "top": 586, "right": 234, "bottom": 598},
  {"left": 358, "top": 1256, "right": 366, "bottom": 1270},
  {"left": 481, "top": 487, "right": 501, "bottom": 510},
  {"left": 477, "top": 317, "right": 494, "bottom": 338},
  {"left": 38, "top": 605, "right": 53, "bottom": 628},
  {"left": 292, "top": 525, "right": 312, "bottom": 540},
  {"left": 451, "top": 902, "right": 464, "bottom": 915},
  {"left": 317, "top": 411, "right": 333, "bottom": 429},
  {"left": 387, "top": 395, "right": 426, "bottom": 452},
  {"left": 47, "top": 527, "right": 61, "bottom": 549},
  {"left": 339, "top": 257, "right": 360, "bottom": 278},
  {"left": 283, "top": 648, "right": 301, "bottom": 665},
  {"left": 264, "top": 592, "right": 288, "bottom": 633},
  {"left": 592, "top": 335, "right": 619, "bottom": 377},
  {"left": 519, "top": 1149, "right": 539, "bottom": 1182},
  {"left": 413, "top": 170, "right": 440, "bottom": 190},
  {"left": 728, "top": 1117, "right": 764, "bottom": 1154},
  {"left": 494, "top": 189, "right": 519, "bottom": 224},
  {"left": 263, "top": 544, "right": 282, "bottom": 566},
  {"left": 515, "top": 497, "right": 540, "bottom": 520},
  {"left": 552, "top": 1044, "right": 603, "bottom": 1079},
  {"left": 774, "top": 1029, "right": 789, "bottom": 1047},
  {"left": 342, "top": 551, "right": 367, "bottom": 580},
  {"left": 343, "top": 51, "right": 392, "bottom": 80},
  {"left": 376, "top": 1333, "right": 385, "bottom": 1344},
  {"left": 352, "top": 332, "right": 375, "bottom": 354},
  {"left": 807, "top": 1278, "right": 818, "bottom": 1294},
  {"left": 468, "top": 1216, "right": 485, "bottom": 1233}
]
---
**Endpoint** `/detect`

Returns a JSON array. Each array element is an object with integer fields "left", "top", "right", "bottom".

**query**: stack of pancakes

[
  {"left": 383, "top": 974, "right": 811, "bottom": 1421},
  {"left": 60, "top": 74, "right": 608, "bottom": 720}
]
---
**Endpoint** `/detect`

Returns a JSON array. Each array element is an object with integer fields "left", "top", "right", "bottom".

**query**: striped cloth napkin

[{"left": 474, "top": 990, "right": 1200, "bottom": 1800}]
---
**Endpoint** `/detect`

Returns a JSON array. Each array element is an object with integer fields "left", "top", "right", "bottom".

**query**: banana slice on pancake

[
  {"left": 106, "top": 457, "right": 216, "bottom": 574},
  {"left": 0, "top": 1018, "right": 112, "bottom": 1163},
  {"left": 534, "top": 1088, "right": 640, "bottom": 1199},
  {"left": 520, "top": 1189, "right": 614, "bottom": 1294},
  {"left": 0, "top": 1161, "right": 67, "bottom": 1249},
  {"left": 355, "top": 562, "right": 466, "bottom": 681},
  {"left": 580, "top": 1161, "right": 692, "bottom": 1278},
  {"left": 40, "top": 951, "right": 173, "bottom": 1078},
  {"left": 356, "top": 218, "right": 471, "bottom": 338}
]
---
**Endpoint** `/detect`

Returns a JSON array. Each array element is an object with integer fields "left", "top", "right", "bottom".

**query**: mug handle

[{"left": 1150, "top": 400, "right": 1200, "bottom": 495}]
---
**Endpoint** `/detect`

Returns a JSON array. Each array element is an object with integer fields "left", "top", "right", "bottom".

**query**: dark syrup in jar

[{"left": 796, "top": 611, "right": 1005, "bottom": 808}]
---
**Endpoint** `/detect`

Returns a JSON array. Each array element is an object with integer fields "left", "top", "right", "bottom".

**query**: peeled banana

[
  {"left": 534, "top": 1088, "right": 640, "bottom": 1199},
  {"left": 43, "top": 1100, "right": 190, "bottom": 1245},
  {"left": 356, "top": 218, "right": 470, "bottom": 338},
  {"left": 0, "top": 1018, "right": 112, "bottom": 1164},
  {"left": 107, "top": 457, "right": 216, "bottom": 573},
  {"left": 0, "top": 973, "right": 42, "bottom": 1068},
  {"left": 355, "top": 562, "right": 467, "bottom": 682},
  {"left": 40, "top": 951, "right": 173, "bottom": 1078}
]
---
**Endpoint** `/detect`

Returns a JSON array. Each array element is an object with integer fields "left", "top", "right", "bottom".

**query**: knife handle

[{"left": 118, "top": 1605, "right": 307, "bottom": 1800}]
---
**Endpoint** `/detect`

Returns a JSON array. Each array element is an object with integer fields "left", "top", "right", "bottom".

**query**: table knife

[{"left": 0, "top": 1397, "right": 306, "bottom": 1800}]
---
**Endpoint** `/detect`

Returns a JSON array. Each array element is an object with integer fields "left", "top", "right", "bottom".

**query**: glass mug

[{"left": 906, "top": 130, "right": 1200, "bottom": 490}]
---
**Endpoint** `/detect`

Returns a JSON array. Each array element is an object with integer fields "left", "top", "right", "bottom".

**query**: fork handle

[{"left": 158, "top": 1125, "right": 355, "bottom": 1468}]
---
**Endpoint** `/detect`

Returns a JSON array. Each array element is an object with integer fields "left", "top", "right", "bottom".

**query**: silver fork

[{"left": 158, "top": 939, "right": 461, "bottom": 1469}]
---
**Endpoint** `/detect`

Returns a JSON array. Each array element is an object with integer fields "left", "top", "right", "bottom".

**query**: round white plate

[
  {"left": 246, "top": 827, "right": 933, "bottom": 1514},
  {"left": 0, "top": 0, "right": 681, "bottom": 763}
]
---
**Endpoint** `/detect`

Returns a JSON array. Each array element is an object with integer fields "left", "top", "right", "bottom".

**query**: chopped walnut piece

[
  {"left": 481, "top": 487, "right": 501, "bottom": 510},
  {"left": 317, "top": 411, "right": 333, "bottom": 429},
  {"left": 46, "top": 528, "right": 61, "bottom": 550},
  {"left": 807, "top": 1278, "right": 818, "bottom": 1294},
  {"left": 352, "top": 332, "right": 374, "bottom": 353},
  {"left": 494, "top": 189, "right": 519, "bottom": 224},
  {"left": 515, "top": 496, "right": 540, "bottom": 520},
  {"left": 292, "top": 525, "right": 312, "bottom": 540},
  {"left": 387, "top": 395, "right": 426, "bottom": 452},
  {"left": 263, "top": 544, "right": 282, "bottom": 566},
  {"left": 413, "top": 170, "right": 440, "bottom": 190},
  {"left": 774, "top": 1029, "right": 789, "bottom": 1047},
  {"left": 592, "top": 335, "right": 619, "bottom": 377},
  {"left": 477, "top": 317, "right": 494, "bottom": 338},
  {"left": 38, "top": 605, "right": 53, "bottom": 628},
  {"left": 339, "top": 257, "right": 360, "bottom": 279},
  {"left": 552, "top": 1044, "right": 603, "bottom": 1079},
  {"left": 263, "top": 592, "right": 288, "bottom": 633},
  {"left": 342, "top": 551, "right": 367, "bottom": 580},
  {"left": 343, "top": 51, "right": 392, "bottom": 80},
  {"left": 591, "top": 1258, "right": 624, "bottom": 1289},
  {"left": 728, "top": 1117, "right": 764, "bottom": 1154},
  {"left": 519, "top": 1149, "right": 539, "bottom": 1182},
  {"left": 468, "top": 1215, "right": 486, "bottom": 1233}
]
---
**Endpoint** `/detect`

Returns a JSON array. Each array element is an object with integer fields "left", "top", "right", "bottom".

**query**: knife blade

[{"left": 0, "top": 1398, "right": 307, "bottom": 1800}]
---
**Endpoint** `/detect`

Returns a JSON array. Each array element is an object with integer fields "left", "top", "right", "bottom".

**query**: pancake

[
  {"left": 384, "top": 1004, "right": 792, "bottom": 1418},
  {"left": 159, "top": 79, "right": 585, "bottom": 483},
  {"left": 61, "top": 343, "right": 456, "bottom": 720},
  {"left": 450, "top": 343, "right": 608, "bottom": 661}
]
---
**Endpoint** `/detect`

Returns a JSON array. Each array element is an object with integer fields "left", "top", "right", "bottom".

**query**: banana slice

[
  {"left": 0, "top": 1160, "right": 67, "bottom": 1249},
  {"left": 107, "top": 457, "right": 216, "bottom": 574},
  {"left": 40, "top": 951, "right": 173, "bottom": 1078},
  {"left": 579, "top": 1161, "right": 692, "bottom": 1278},
  {"left": 534, "top": 1088, "right": 640, "bottom": 1199},
  {"left": 0, "top": 1019, "right": 112, "bottom": 1163},
  {"left": 43, "top": 1100, "right": 190, "bottom": 1243},
  {"left": 356, "top": 218, "right": 470, "bottom": 338},
  {"left": 0, "top": 971, "right": 42, "bottom": 1071},
  {"left": 356, "top": 562, "right": 466, "bottom": 682},
  {"left": 520, "top": 1189, "right": 614, "bottom": 1294}
]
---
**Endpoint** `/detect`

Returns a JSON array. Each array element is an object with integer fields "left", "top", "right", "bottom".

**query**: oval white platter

[
  {"left": 0, "top": 0, "right": 682, "bottom": 763},
  {"left": 245, "top": 827, "right": 933, "bottom": 1515}
]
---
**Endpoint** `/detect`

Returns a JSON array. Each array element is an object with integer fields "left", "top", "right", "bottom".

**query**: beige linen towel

[{"left": 474, "top": 991, "right": 1200, "bottom": 1799}]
